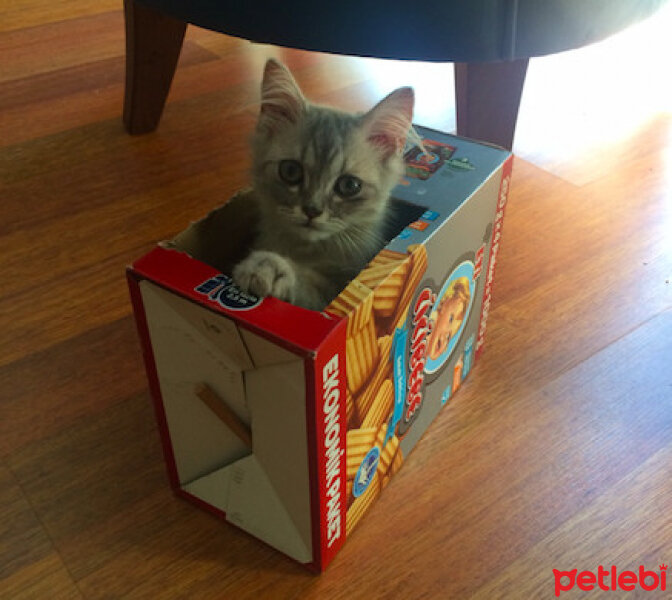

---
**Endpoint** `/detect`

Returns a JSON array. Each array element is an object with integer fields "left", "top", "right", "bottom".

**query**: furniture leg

[
  {"left": 454, "top": 58, "right": 529, "bottom": 150},
  {"left": 123, "top": 0, "right": 187, "bottom": 134}
]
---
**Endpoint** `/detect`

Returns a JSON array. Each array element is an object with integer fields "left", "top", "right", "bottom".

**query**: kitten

[{"left": 232, "top": 59, "right": 414, "bottom": 311}]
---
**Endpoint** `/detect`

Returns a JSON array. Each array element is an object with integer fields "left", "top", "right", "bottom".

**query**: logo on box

[
  {"left": 195, "top": 274, "right": 261, "bottom": 310},
  {"left": 353, "top": 447, "right": 380, "bottom": 497}
]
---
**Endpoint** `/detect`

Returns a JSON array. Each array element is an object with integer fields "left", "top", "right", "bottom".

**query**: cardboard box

[{"left": 127, "top": 127, "right": 513, "bottom": 571}]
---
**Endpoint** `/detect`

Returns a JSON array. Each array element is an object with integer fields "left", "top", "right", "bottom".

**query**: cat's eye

[
  {"left": 278, "top": 160, "right": 303, "bottom": 185},
  {"left": 334, "top": 175, "right": 362, "bottom": 198}
]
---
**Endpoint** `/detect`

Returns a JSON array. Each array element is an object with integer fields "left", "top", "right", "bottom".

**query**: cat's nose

[{"left": 302, "top": 204, "right": 323, "bottom": 220}]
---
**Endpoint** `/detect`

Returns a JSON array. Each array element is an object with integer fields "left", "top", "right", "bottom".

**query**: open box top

[{"left": 131, "top": 126, "right": 509, "bottom": 346}]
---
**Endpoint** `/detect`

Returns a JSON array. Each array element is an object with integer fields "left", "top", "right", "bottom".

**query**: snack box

[{"left": 127, "top": 126, "right": 513, "bottom": 572}]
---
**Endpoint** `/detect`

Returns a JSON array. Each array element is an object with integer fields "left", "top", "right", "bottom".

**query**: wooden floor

[{"left": 2, "top": 3, "right": 671, "bottom": 599}]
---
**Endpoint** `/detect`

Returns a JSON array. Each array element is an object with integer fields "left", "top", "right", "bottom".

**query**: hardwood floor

[{"left": 1, "top": 2, "right": 671, "bottom": 598}]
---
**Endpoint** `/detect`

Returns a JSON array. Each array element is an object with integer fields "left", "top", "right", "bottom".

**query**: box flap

[
  {"left": 239, "top": 327, "right": 299, "bottom": 368},
  {"left": 132, "top": 246, "right": 340, "bottom": 354},
  {"left": 184, "top": 455, "right": 311, "bottom": 563},
  {"left": 245, "top": 359, "right": 313, "bottom": 555},
  {"left": 140, "top": 281, "right": 253, "bottom": 484}
]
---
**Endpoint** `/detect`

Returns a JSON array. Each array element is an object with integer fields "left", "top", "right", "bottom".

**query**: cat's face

[
  {"left": 252, "top": 109, "right": 403, "bottom": 243},
  {"left": 251, "top": 60, "right": 414, "bottom": 244}
]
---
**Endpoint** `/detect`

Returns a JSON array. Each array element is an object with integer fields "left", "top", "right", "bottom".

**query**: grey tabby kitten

[{"left": 233, "top": 59, "right": 414, "bottom": 311}]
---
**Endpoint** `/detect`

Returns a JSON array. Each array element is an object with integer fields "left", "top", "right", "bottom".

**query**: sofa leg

[
  {"left": 123, "top": 0, "right": 187, "bottom": 134},
  {"left": 454, "top": 58, "right": 529, "bottom": 150}
]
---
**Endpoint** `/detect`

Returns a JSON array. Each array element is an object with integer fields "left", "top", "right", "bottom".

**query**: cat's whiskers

[
  {"left": 330, "top": 223, "right": 381, "bottom": 262},
  {"left": 346, "top": 221, "right": 384, "bottom": 247}
]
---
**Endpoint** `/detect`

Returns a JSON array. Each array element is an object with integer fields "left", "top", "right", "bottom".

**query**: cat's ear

[
  {"left": 362, "top": 87, "right": 414, "bottom": 156},
  {"left": 257, "top": 59, "right": 306, "bottom": 136}
]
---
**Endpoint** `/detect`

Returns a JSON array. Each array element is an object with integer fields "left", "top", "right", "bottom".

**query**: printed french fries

[
  {"left": 374, "top": 421, "right": 404, "bottom": 486},
  {"left": 360, "top": 379, "right": 394, "bottom": 430},
  {"left": 358, "top": 255, "right": 410, "bottom": 319},
  {"left": 345, "top": 421, "right": 404, "bottom": 532},
  {"left": 346, "top": 472, "right": 380, "bottom": 536},
  {"left": 326, "top": 279, "right": 380, "bottom": 396},
  {"left": 377, "top": 334, "right": 393, "bottom": 363},
  {"left": 376, "top": 426, "right": 400, "bottom": 481},
  {"left": 345, "top": 389, "right": 355, "bottom": 426},
  {"left": 345, "top": 318, "right": 378, "bottom": 395},
  {"left": 373, "top": 249, "right": 407, "bottom": 264},
  {"left": 392, "top": 244, "right": 428, "bottom": 328},
  {"left": 354, "top": 360, "right": 391, "bottom": 428},
  {"left": 325, "top": 278, "right": 374, "bottom": 338},
  {"left": 346, "top": 427, "right": 378, "bottom": 480},
  {"left": 388, "top": 447, "right": 404, "bottom": 477},
  {"left": 330, "top": 242, "right": 425, "bottom": 536}
]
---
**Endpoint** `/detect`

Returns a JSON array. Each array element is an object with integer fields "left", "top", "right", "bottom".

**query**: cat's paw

[{"left": 232, "top": 251, "right": 297, "bottom": 302}]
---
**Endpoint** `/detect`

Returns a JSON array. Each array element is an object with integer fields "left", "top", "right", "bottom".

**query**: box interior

[
  {"left": 165, "top": 189, "right": 426, "bottom": 307},
  {"left": 140, "top": 280, "right": 314, "bottom": 562}
]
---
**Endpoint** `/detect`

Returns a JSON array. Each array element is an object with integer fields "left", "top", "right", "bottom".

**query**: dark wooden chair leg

[
  {"left": 123, "top": 0, "right": 187, "bottom": 134},
  {"left": 454, "top": 58, "right": 529, "bottom": 150}
]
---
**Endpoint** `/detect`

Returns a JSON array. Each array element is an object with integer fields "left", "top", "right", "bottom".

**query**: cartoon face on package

[
  {"left": 424, "top": 264, "right": 475, "bottom": 372},
  {"left": 390, "top": 254, "right": 482, "bottom": 438},
  {"left": 326, "top": 234, "right": 491, "bottom": 536}
]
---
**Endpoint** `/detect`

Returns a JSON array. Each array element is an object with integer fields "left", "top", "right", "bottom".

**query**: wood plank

[
  {"left": 0, "top": 463, "right": 54, "bottom": 579},
  {"left": 0, "top": 169, "right": 231, "bottom": 299},
  {"left": 75, "top": 493, "right": 281, "bottom": 598},
  {"left": 477, "top": 140, "right": 672, "bottom": 394},
  {"left": 0, "top": 0, "right": 118, "bottom": 33},
  {"left": 0, "top": 92, "right": 252, "bottom": 189},
  {"left": 5, "top": 392, "right": 167, "bottom": 549},
  {"left": 1, "top": 116, "right": 249, "bottom": 237},
  {"left": 0, "top": 317, "right": 145, "bottom": 457},
  {"left": 0, "top": 553, "right": 83, "bottom": 600},
  {"left": 0, "top": 12, "right": 124, "bottom": 81},
  {"left": 0, "top": 41, "right": 219, "bottom": 146},
  {"left": 470, "top": 446, "right": 672, "bottom": 598},
  {"left": 0, "top": 250, "right": 142, "bottom": 369},
  {"left": 0, "top": 463, "right": 82, "bottom": 598}
]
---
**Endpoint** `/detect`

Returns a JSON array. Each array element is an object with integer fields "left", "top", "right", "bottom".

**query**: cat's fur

[{"left": 232, "top": 59, "right": 414, "bottom": 311}]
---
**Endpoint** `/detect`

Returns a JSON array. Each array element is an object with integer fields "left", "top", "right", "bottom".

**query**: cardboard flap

[
  {"left": 185, "top": 455, "right": 311, "bottom": 563},
  {"left": 143, "top": 281, "right": 254, "bottom": 372},
  {"left": 239, "top": 327, "right": 300, "bottom": 368},
  {"left": 182, "top": 460, "right": 233, "bottom": 512},
  {"left": 140, "top": 281, "right": 252, "bottom": 484},
  {"left": 244, "top": 360, "right": 312, "bottom": 555},
  {"left": 168, "top": 189, "right": 260, "bottom": 275}
]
